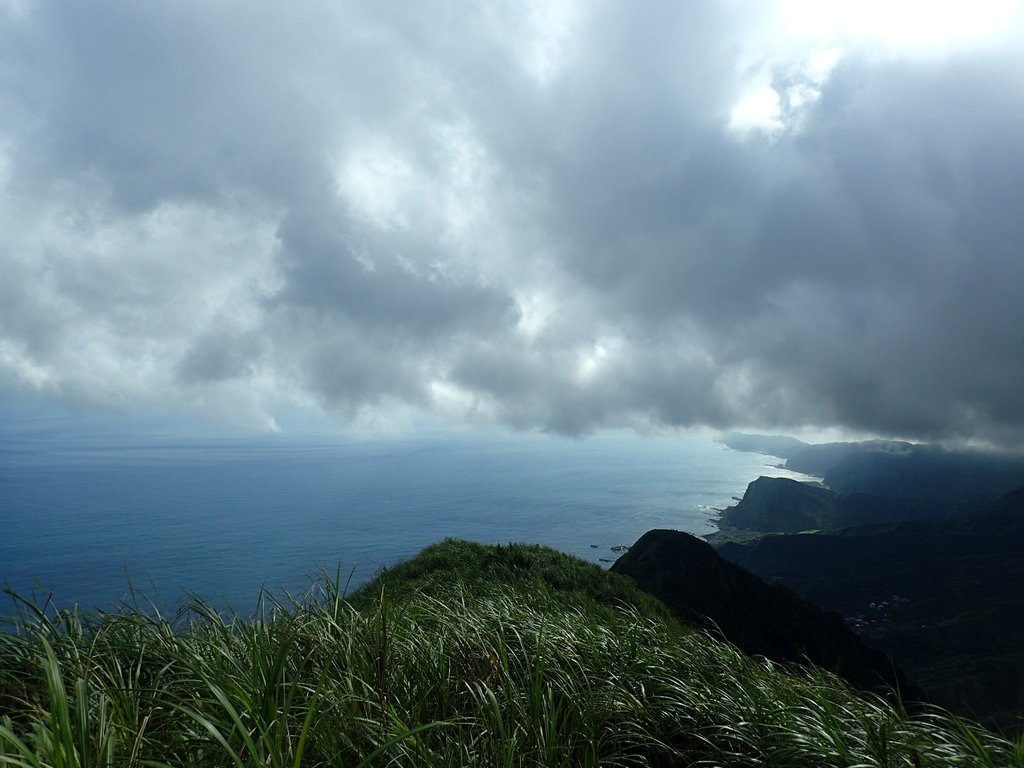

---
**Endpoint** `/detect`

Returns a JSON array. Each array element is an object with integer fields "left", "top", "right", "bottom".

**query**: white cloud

[
  {"left": 729, "top": 83, "right": 784, "bottom": 136},
  {"left": 777, "top": 0, "right": 1018, "bottom": 51},
  {"left": 521, "top": 0, "right": 584, "bottom": 85},
  {"left": 0, "top": 339, "right": 53, "bottom": 389},
  {"left": 0, "top": 160, "right": 282, "bottom": 420},
  {"left": 335, "top": 143, "right": 419, "bottom": 232}
]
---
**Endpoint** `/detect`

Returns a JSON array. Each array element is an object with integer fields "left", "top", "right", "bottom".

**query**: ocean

[{"left": 0, "top": 427, "right": 800, "bottom": 615}]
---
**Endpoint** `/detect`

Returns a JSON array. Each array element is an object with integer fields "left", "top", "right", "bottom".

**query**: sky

[{"left": 1, "top": 1, "right": 1023, "bottom": 446}]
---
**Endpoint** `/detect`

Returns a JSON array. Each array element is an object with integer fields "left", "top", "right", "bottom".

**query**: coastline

[{"left": 702, "top": 440, "right": 825, "bottom": 547}]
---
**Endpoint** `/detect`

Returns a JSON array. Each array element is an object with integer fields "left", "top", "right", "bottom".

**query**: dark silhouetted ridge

[{"left": 611, "top": 529, "right": 918, "bottom": 699}]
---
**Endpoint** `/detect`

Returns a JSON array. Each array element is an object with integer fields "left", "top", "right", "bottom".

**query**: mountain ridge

[
  {"left": 610, "top": 528, "right": 919, "bottom": 699},
  {"left": 718, "top": 475, "right": 960, "bottom": 533}
]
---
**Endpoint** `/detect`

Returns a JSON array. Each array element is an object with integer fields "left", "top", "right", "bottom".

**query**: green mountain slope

[{"left": 1, "top": 539, "right": 1020, "bottom": 766}]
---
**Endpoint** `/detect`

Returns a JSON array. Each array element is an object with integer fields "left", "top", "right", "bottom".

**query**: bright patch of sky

[
  {"left": 778, "top": 0, "right": 1017, "bottom": 50},
  {"left": 730, "top": 0, "right": 1019, "bottom": 137}
]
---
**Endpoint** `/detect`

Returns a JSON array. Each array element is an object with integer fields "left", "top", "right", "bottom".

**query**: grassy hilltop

[{"left": 1, "top": 539, "right": 1021, "bottom": 767}]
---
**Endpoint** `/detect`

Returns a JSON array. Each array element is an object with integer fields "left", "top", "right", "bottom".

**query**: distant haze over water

[{"left": 1, "top": 429, "right": 803, "bottom": 615}]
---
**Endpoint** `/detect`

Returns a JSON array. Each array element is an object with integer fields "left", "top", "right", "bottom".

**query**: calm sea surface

[{"left": 0, "top": 428, "right": 800, "bottom": 615}]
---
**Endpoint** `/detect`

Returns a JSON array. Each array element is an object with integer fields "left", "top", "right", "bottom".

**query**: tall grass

[{"left": 0, "top": 541, "right": 1020, "bottom": 766}]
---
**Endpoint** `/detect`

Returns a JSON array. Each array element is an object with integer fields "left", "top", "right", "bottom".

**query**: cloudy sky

[{"left": 2, "top": 0, "right": 1023, "bottom": 445}]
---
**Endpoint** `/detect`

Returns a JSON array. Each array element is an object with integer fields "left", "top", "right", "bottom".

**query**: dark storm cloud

[
  {"left": 273, "top": 211, "right": 516, "bottom": 338},
  {"left": 177, "top": 331, "right": 264, "bottom": 384},
  {"left": 720, "top": 53, "right": 1024, "bottom": 442},
  {"left": 2, "top": 1, "right": 1023, "bottom": 443}
]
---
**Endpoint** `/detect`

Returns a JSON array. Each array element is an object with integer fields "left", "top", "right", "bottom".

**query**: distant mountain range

[
  {"left": 718, "top": 476, "right": 959, "bottom": 533},
  {"left": 710, "top": 434, "right": 1024, "bottom": 730},
  {"left": 721, "top": 432, "right": 1024, "bottom": 502}
]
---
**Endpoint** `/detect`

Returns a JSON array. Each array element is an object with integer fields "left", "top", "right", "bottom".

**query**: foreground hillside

[{"left": 2, "top": 540, "right": 1021, "bottom": 767}]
